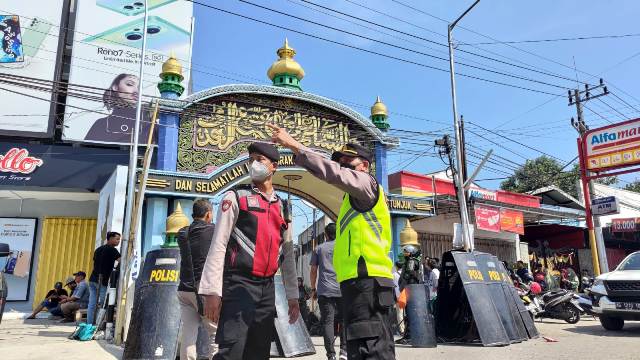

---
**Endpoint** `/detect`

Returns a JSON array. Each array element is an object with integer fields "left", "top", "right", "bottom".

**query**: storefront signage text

[
  {"left": 612, "top": 218, "right": 639, "bottom": 232},
  {"left": 592, "top": 196, "right": 619, "bottom": 216},
  {"left": 0, "top": 148, "right": 43, "bottom": 174},
  {"left": 468, "top": 188, "right": 497, "bottom": 201},
  {"left": 584, "top": 118, "right": 640, "bottom": 171}
]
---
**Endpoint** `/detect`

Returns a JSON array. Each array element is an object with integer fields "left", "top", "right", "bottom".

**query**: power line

[
  {"left": 285, "top": 0, "right": 581, "bottom": 86},
  {"left": 185, "top": 0, "right": 560, "bottom": 95},
  {"left": 386, "top": 0, "right": 640, "bottom": 108},
  {"left": 462, "top": 33, "right": 640, "bottom": 45}
]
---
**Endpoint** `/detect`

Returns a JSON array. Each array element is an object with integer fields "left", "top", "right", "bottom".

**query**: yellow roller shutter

[{"left": 32, "top": 217, "right": 96, "bottom": 309}]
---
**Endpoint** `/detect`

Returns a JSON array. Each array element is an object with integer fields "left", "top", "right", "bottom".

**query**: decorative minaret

[
  {"left": 164, "top": 202, "right": 190, "bottom": 248},
  {"left": 156, "top": 53, "right": 184, "bottom": 171},
  {"left": 370, "top": 96, "right": 390, "bottom": 131},
  {"left": 267, "top": 39, "right": 305, "bottom": 91}
]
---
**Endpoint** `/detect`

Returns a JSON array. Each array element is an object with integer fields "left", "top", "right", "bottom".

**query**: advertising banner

[
  {"left": 95, "top": 165, "right": 127, "bottom": 248},
  {"left": 612, "top": 218, "right": 639, "bottom": 233},
  {"left": 583, "top": 118, "right": 640, "bottom": 171},
  {"left": 62, "top": 0, "right": 193, "bottom": 145},
  {"left": 474, "top": 205, "right": 500, "bottom": 233},
  {"left": 0, "top": 218, "right": 37, "bottom": 301},
  {"left": 0, "top": 3, "right": 65, "bottom": 136},
  {"left": 499, "top": 209, "right": 524, "bottom": 235}
]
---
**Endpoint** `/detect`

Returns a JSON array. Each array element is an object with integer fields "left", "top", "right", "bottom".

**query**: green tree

[
  {"left": 500, "top": 156, "right": 617, "bottom": 198},
  {"left": 623, "top": 179, "right": 640, "bottom": 193}
]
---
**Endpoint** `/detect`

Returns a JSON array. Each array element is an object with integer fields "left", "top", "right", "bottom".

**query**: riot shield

[
  {"left": 273, "top": 275, "right": 316, "bottom": 357},
  {"left": 436, "top": 251, "right": 510, "bottom": 346},
  {"left": 474, "top": 252, "right": 527, "bottom": 343},
  {"left": 496, "top": 261, "right": 539, "bottom": 339},
  {"left": 405, "top": 284, "right": 437, "bottom": 348}
]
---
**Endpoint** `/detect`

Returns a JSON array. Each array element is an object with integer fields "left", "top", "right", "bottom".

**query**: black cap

[
  {"left": 73, "top": 271, "right": 86, "bottom": 278},
  {"left": 248, "top": 142, "right": 280, "bottom": 162},
  {"left": 331, "top": 143, "right": 372, "bottom": 163}
]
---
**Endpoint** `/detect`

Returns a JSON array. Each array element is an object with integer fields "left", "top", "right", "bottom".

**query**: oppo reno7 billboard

[
  {"left": 0, "top": 3, "right": 65, "bottom": 137},
  {"left": 62, "top": 0, "right": 193, "bottom": 145}
]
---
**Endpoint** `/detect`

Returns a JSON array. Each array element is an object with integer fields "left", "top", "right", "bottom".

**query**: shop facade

[{"left": 0, "top": 142, "right": 127, "bottom": 312}]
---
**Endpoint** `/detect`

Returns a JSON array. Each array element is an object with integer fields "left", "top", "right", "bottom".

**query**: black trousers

[
  {"left": 214, "top": 274, "right": 275, "bottom": 360},
  {"left": 318, "top": 296, "right": 346, "bottom": 357},
  {"left": 341, "top": 278, "right": 395, "bottom": 360}
]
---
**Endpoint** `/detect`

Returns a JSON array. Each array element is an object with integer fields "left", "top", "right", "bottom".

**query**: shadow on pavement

[
  {"left": 37, "top": 331, "right": 73, "bottom": 337},
  {"left": 97, "top": 341, "right": 124, "bottom": 359},
  {"left": 563, "top": 322, "right": 640, "bottom": 337}
]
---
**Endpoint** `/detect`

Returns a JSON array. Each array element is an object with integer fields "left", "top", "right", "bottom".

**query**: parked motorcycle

[{"left": 536, "top": 289, "right": 583, "bottom": 324}]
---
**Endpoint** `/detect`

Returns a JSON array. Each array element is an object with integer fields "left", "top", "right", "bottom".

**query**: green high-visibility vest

[{"left": 334, "top": 185, "right": 393, "bottom": 283}]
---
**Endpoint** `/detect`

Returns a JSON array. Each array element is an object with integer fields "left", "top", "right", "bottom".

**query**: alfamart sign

[{"left": 584, "top": 118, "right": 640, "bottom": 171}]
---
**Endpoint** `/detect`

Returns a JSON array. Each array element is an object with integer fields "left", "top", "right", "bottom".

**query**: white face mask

[{"left": 249, "top": 160, "right": 271, "bottom": 182}]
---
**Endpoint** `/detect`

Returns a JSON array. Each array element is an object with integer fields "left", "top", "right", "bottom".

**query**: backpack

[{"left": 69, "top": 322, "right": 97, "bottom": 341}]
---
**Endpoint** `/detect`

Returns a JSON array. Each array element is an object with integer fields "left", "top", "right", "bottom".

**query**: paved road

[{"left": 1, "top": 317, "right": 639, "bottom": 359}]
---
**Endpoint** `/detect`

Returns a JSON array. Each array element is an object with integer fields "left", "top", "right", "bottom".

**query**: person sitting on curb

[
  {"left": 53, "top": 272, "right": 89, "bottom": 323},
  {"left": 26, "top": 281, "right": 69, "bottom": 320}
]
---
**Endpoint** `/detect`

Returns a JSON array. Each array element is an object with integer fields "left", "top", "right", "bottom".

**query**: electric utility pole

[
  {"left": 569, "top": 79, "right": 610, "bottom": 275},
  {"left": 448, "top": 0, "right": 480, "bottom": 251}
]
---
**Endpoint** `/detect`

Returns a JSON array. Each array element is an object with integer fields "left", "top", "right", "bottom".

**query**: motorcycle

[{"left": 536, "top": 289, "right": 583, "bottom": 324}]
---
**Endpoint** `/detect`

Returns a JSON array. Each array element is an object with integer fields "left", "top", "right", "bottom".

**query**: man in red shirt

[{"left": 200, "top": 142, "right": 299, "bottom": 360}]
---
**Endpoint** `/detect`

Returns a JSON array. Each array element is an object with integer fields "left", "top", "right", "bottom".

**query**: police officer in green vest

[{"left": 269, "top": 123, "right": 395, "bottom": 359}]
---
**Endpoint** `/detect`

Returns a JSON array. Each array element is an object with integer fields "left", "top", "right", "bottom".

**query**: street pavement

[{"left": 1, "top": 317, "right": 639, "bottom": 359}]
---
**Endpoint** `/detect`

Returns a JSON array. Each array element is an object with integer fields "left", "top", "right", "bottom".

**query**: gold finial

[
  {"left": 166, "top": 202, "right": 190, "bottom": 234},
  {"left": 371, "top": 95, "right": 388, "bottom": 117},
  {"left": 267, "top": 38, "right": 305, "bottom": 80},
  {"left": 161, "top": 51, "right": 183, "bottom": 78},
  {"left": 399, "top": 219, "right": 419, "bottom": 246}
]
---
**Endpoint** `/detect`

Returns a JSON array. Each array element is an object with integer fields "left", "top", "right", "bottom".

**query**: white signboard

[
  {"left": 0, "top": 3, "right": 65, "bottom": 136},
  {"left": 95, "top": 165, "right": 127, "bottom": 248},
  {"left": 584, "top": 118, "right": 640, "bottom": 171},
  {"left": 62, "top": 0, "right": 193, "bottom": 145},
  {"left": 0, "top": 218, "right": 37, "bottom": 301},
  {"left": 468, "top": 188, "right": 497, "bottom": 201},
  {"left": 592, "top": 196, "right": 619, "bottom": 216}
]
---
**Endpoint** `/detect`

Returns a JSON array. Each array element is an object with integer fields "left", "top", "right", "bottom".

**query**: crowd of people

[{"left": 26, "top": 232, "right": 120, "bottom": 328}]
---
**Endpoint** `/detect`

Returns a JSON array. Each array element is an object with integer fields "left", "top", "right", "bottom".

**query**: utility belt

[{"left": 223, "top": 269, "right": 275, "bottom": 283}]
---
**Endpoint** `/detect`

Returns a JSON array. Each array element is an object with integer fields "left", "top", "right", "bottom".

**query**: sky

[{"left": 189, "top": 0, "right": 640, "bottom": 235}]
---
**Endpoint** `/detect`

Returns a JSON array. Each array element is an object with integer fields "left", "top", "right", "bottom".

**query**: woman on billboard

[{"left": 85, "top": 73, "right": 155, "bottom": 144}]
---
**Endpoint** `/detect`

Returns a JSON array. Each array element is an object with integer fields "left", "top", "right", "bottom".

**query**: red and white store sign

[
  {"left": 0, "top": 148, "right": 44, "bottom": 174},
  {"left": 612, "top": 218, "right": 639, "bottom": 232}
]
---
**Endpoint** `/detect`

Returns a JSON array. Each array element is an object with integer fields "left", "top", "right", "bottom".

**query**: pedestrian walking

[
  {"left": 87, "top": 231, "right": 120, "bottom": 325},
  {"left": 177, "top": 199, "right": 218, "bottom": 360},
  {"left": 270, "top": 124, "right": 395, "bottom": 359},
  {"left": 310, "top": 223, "right": 347, "bottom": 360},
  {"left": 199, "top": 142, "right": 299, "bottom": 360}
]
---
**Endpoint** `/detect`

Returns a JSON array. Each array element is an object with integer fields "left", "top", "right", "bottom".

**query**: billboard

[
  {"left": 0, "top": 3, "right": 65, "bottom": 136},
  {"left": 474, "top": 205, "right": 500, "bottom": 233},
  {"left": 62, "top": 0, "right": 193, "bottom": 145},
  {"left": 499, "top": 209, "right": 524, "bottom": 235},
  {"left": 611, "top": 218, "right": 639, "bottom": 233},
  {"left": 583, "top": 118, "right": 640, "bottom": 171}
]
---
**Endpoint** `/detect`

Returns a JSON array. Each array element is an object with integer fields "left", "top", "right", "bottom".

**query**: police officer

[
  {"left": 269, "top": 123, "right": 395, "bottom": 359},
  {"left": 199, "top": 142, "right": 300, "bottom": 360}
]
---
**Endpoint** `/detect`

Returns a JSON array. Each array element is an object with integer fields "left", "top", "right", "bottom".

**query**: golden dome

[
  {"left": 371, "top": 96, "right": 388, "bottom": 117},
  {"left": 267, "top": 39, "right": 305, "bottom": 80},
  {"left": 399, "top": 219, "right": 419, "bottom": 247},
  {"left": 161, "top": 53, "right": 182, "bottom": 77},
  {"left": 166, "top": 202, "right": 190, "bottom": 234}
]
